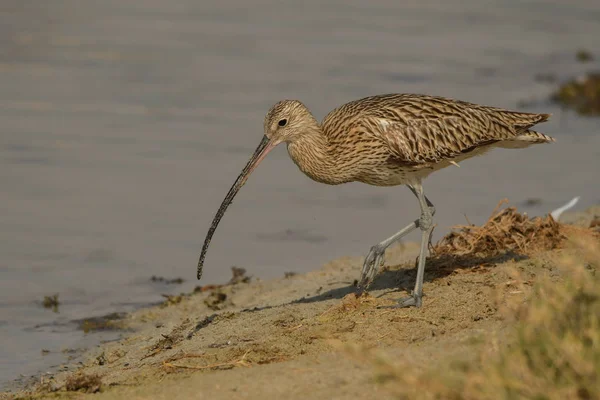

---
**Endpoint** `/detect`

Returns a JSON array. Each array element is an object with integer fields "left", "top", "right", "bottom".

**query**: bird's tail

[
  {"left": 496, "top": 130, "right": 556, "bottom": 149},
  {"left": 516, "top": 130, "right": 555, "bottom": 143}
]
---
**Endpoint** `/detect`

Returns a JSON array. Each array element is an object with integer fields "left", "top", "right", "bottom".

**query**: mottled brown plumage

[
  {"left": 269, "top": 93, "right": 553, "bottom": 186},
  {"left": 199, "top": 93, "right": 554, "bottom": 308}
]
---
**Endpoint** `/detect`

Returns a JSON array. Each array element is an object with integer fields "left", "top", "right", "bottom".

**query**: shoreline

[{"left": 5, "top": 204, "right": 599, "bottom": 400}]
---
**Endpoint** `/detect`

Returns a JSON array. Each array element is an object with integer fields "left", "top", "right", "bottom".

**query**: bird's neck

[{"left": 286, "top": 125, "right": 348, "bottom": 185}]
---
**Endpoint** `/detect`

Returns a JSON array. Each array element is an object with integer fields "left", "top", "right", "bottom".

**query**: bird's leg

[
  {"left": 357, "top": 219, "right": 419, "bottom": 292},
  {"left": 407, "top": 185, "right": 436, "bottom": 234},
  {"left": 408, "top": 185, "right": 436, "bottom": 250},
  {"left": 357, "top": 184, "right": 435, "bottom": 292},
  {"left": 393, "top": 182, "right": 435, "bottom": 308}
]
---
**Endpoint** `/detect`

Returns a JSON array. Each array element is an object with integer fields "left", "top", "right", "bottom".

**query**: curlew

[{"left": 197, "top": 93, "right": 554, "bottom": 308}]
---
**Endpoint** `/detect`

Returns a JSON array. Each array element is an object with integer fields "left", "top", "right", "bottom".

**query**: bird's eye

[{"left": 278, "top": 119, "right": 288, "bottom": 127}]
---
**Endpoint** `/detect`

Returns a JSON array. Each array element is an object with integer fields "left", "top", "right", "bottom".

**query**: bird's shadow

[{"left": 290, "top": 251, "right": 528, "bottom": 305}]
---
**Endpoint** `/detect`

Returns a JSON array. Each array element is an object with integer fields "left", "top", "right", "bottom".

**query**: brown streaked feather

[
  {"left": 322, "top": 94, "right": 551, "bottom": 165},
  {"left": 518, "top": 129, "right": 555, "bottom": 142},
  {"left": 262, "top": 93, "right": 554, "bottom": 187},
  {"left": 499, "top": 111, "right": 551, "bottom": 131}
]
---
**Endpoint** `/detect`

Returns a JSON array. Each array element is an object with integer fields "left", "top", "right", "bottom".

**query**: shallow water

[{"left": 1, "top": 0, "right": 599, "bottom": 388}]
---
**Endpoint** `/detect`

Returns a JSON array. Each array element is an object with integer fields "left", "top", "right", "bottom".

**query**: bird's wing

[
  {"left": 376, "top": 110, "right": 515, "bottom": 164},
  {"left": 322, "top": 93, "right": 549, "bottom": 165}
]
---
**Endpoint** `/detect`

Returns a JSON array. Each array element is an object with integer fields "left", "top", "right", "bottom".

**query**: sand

[{"left": 5, "top": 204, "right": 599, "bottom": 400}]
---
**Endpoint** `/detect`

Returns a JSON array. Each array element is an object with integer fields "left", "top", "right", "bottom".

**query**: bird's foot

[
  {"left": 378, "top": 292, "right": 423, "bottom": 309},
  {"left": 356, "top": 244, "right": 386, "bottom": 293}
]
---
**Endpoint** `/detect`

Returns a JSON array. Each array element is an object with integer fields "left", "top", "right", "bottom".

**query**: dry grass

[
  {"left": 64, "top": 372, "right": 102, "bottom": 393},
  {"left": 42, "top": 294, "right": 60, "bottom": 313},
  {"left": 345, "top": 233, "right": 600, "bottom": 400},
  {"left": 433, "top": 199, "right": 563, "bottom": 258}
]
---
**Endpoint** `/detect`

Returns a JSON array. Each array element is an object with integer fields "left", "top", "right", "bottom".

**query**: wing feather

[{"left": 322, "top": 93, "right": 550, "bottom": 165}]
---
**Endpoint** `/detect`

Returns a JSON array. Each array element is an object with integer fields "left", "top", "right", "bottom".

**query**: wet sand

[
  {"left": 2, "top": 0, "right": 600, "bottom": 387},
  {"left": 4, "top": 205, "right": 598, "bottom": 399}
]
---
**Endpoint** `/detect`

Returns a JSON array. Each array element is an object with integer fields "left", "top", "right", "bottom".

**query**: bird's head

[
  {"left": 196, "top": 99, "right": 317, "bottom": 280},
  {"left": 263, "top": 99, "right": 316, "bottom": 144}
]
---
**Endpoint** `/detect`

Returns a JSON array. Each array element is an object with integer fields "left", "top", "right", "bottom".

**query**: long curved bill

[{"left": 197, "top": 135, "right": 277, "bottom": 280}]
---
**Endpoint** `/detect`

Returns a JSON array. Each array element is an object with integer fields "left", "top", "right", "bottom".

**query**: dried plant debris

[
  {"left": 193, "top": 266, "right": 251, "bottom": 294},
  {"left": 161, "top": 293, "right": 187, "bottom": 308},
  {"left": 576, "top": 49, "right": 594, "bottom": 63},
  {"left": 163, "top": 350, "right": 251, "bottom": 372},
  {"left": 194, "top": 284, "right": 222, "bottom": 293},
  {"left": 187, "top": 313, "right": 219, "bottom": 339},
  {"left": 552, "top": 72, "right": 600, "bottom": 116},
  {"left": 228, "top": 266, "right": 251, "bottom": 285},
  {"left": 42, "top": 294, "right": 59, "bottom": 313},
  {"left": 204, "top": 289, "right": 228, "bottom": 310},
  {"left": 433, "top": 199, "right": 563, "bottom": 259},
  {"left": 78, "top": 312, "right": 127, "bottom": 333},
  {"left": 150, "top": 275, "right": 184, "bottom": 284},
  {"left": 144, "top": 318, "right": 194, "bottom": 358},
  {"left": 64, "top": 372, "right": 102, "bottom": 393}
]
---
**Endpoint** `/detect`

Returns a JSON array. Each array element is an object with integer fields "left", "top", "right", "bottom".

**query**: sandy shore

[{"left": 5, "top": 205, "right": 599, "bottom": 400}]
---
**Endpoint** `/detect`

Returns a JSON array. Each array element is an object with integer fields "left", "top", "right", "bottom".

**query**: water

[{"left": 1, "top": 0, "right": 599, "bottom": 388}]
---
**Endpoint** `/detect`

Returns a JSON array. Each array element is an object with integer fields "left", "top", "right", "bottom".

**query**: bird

[{"left": 197, "top": 93, "right": 554, "bottom": 308}]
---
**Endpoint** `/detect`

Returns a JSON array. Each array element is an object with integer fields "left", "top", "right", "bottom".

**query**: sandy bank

[{"left": 6, "top": 205, "right": 599, "bottom": 400}]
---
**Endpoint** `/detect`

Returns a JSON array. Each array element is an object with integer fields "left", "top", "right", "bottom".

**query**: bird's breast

[{"left": 286, "top": 141, "right": 353, "bottom": 185}]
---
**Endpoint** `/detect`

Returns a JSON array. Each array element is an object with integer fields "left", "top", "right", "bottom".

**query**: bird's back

[{"left": 321, "top": 93, "right": 553, "bottom": 165}]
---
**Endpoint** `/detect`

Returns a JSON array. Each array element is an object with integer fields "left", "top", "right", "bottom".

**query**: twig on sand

[
  {"left": 286, "top": 323, "right": 304, "bottom": 332},
  {"left": 390, "top": 313, "right": 438, "bottom": 326},
  {"left": 173, "top": 352, "right": 208, "bottom": 359},
  {"left": 377, "top": 331, "right": 393, "bottom": 340},
  {"left": 163, "top": 351, "right": 251, "bottom": 371},
  {"left": 317, "top": 304, "right": 340, "bottom": 318},
  {"left": 464, "top": 213, "right": 473, "bottom": 226}
]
